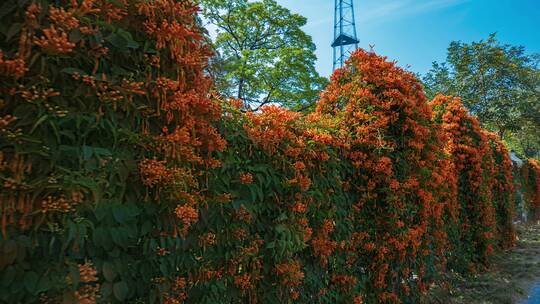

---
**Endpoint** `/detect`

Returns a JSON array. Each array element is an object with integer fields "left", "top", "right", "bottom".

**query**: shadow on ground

[{"left": 425, "top": 224, "right": 540, "bottom": 304}]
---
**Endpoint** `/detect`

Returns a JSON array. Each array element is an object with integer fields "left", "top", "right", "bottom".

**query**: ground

[{"left": 426, "top": 224, "right": 540, "bottom": 304}]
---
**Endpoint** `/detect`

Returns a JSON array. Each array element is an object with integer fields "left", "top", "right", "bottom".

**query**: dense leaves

[
  {"left": 0, "top": 0, "right": 223, "bottom": 302},
  {"left": 521, "top": 159, "right": 540, "bottom": 221},
  {"left": 431, "top": 95, "right": 516, "bottom": 271},
  {"left": 315, "top": 50, "right": 453, "bottom": 302},
  {"left": 0, "top": 1, "right": 534, "bottom": 304}
]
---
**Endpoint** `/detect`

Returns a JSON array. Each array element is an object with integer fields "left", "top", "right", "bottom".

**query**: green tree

[
  {"left": 423, "top": 34, "right": 540, "bottom": 148},
  {"left": 201, "top": 0, "right": 328, "bottom": 111}
]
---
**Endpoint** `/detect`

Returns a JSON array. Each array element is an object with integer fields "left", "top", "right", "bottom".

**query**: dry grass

[{"left": 425, "top": 224, "right": 540, "bottom": 304}]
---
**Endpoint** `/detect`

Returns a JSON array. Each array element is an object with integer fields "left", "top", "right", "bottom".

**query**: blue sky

[{"left": 275, "top": 0, "right": 540, "bottom": 77}]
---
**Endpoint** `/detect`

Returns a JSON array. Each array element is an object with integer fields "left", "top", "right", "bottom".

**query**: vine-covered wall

[{"left": 0, "top": 1, "right": 537, "bottom": 303}]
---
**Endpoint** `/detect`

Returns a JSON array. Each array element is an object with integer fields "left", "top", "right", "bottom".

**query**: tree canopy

[
  {"left": 423, "top": 34, "right": 540, "bottom": 157},
  {"left": 201, "top": 0, "right": 328, "bottom": 111}
]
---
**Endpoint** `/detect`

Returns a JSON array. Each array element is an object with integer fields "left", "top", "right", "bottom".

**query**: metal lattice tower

[{"left": 332, "top": 0, "right": 359, "bottom": 71}]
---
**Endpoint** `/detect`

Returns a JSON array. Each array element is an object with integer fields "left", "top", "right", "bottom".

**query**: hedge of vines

[
  {"left": 521, "top": 159, "right": 540, "bottom": 221},
  {"left": 0, "top": 1, "right": 536, "bottom": 303}
]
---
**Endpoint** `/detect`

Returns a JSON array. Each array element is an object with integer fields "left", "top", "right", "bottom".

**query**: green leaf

[
  {"left": 60, "top": 67, "right": 87, "bottom": 76},
  {"left": 106, "top": 33, "right": 129, "bottom": 51},
  {"left": 93, "top": 227, "right": 112, "bottom": 249},
  {"left": 118, "top": 29, "right": 140, "bottom": 49},
  {"left": 5, "top": 23, "right": 22, "bottom": 41},
  {"left": 0, "top": 266, "right": 16, "bottom": 287},
  {"left": 95, "top": 203, "right": 110, "bottom": 222},
  {"left": 112, "top": 203, "right": 140, "bottom": 224},
  {"left": 0, "top": 2, "right": 17, "bottom": 20},
  {"left": 69, "top": 29, "right": 83, "bottom": 43},
  {"left": 1, "top": 240, "right": 17, "bottom": 266},
  {"left": 69, "top": 265, "right": 80, "bottom": 290},
  {"left": 112, "top": 205, "right": 127, "bottom": 224},
  {"left": 101, "top": 282, "right": 113, "bottom": 298},
  {"left": 141, "top": 221, "right": 152, "bottom": 236},
  {"left": 82, "top": 145, "right": 93, "bottom": 160},
  {"left": 113, "top": 281, "right": 129, "bottom": 301},
  {"left": 30, "top": 115, "right": 49, "bottom": 134},
  {"left": 23, "top": 272, "right": 38, "bottom": 295},
  {"left": 127, "top": 39, "right": 140, "bottom": 49},
  {"left": 36, "top": 275, "right": 51, "bottom": 293},
  {"left": 111, "top": 227, "right": 131, "bottom": 247},
  {"left": 102, "top": 261, "right": 117, "bottom": 282}
]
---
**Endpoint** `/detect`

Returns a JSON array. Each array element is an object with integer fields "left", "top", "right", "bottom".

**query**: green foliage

[
  {"left": 0, "top": 1, "right": 526, "bottom": 303},
  {"left": 0, "top": 0, "right": 221, "bottom": 302},
  {"left": 201, "top": 0, "right": 328, "bottom": 110}
]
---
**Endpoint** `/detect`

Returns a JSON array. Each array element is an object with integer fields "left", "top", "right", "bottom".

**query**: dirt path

[{"left": 426, "top": 224, "right": 540, "bottom": 304}]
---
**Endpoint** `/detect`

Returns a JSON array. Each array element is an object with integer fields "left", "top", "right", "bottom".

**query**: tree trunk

[
  {"left": 237, "top": 78, "right": 245, "bottom": 108},
  {"left": 498, "top": 127, "right": 506, "bottom": 139}
]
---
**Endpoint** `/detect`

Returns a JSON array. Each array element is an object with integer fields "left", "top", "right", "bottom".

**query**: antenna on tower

[{"left": 332, "top": 0, "right": 359, "bottom": 71}]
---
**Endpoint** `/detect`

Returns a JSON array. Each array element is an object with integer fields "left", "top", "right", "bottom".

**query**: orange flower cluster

[
  {"left": 48, "top": 6, "right": 80, "bottom": 30},
  {"left": 0, "top": 115, "right": 17, "bottom": 129},
  {"left": 164, "top": 277, "right": 187, "bottom": 304},
  {"left": 234, "top": 205, "right": 253, "bottom": 223},
  {"left": 486, "top": 132, "right": 516, "bottom": 248},
  {"left": 133, "top": 0, "right": 227, "bottom": 249},
  {"left": 275, "top": 260, "right": 304, "bottom": 287},
  {"left": 74, "top": 285, "right": 99, "bottom": 304},
  {"left": 34, "top": 26, "right": 76, "bottom": 54},
  {"left": 431, "top": 95, "right": 515, "bottom": 265},
  {"left": 79, "top": 262, "right": 98, "bottom": 283},
  {"left": 198, "top": 232, "right": 216, "bottom": 247},
  {"left": 75, "top": 262, "right": 99, "bottom": 304},
  {"left": 311, "top": 220, "right": 337, "bottom": 267},
  {"left": 98, "top": 0, "right": 128, "bottom": 23},
  {"left": 174, "top": 205, "right": 199, "bottom": 238},
  {"left": 136, "top": 1, "right": 208, "bottom": 65},
  {"left": 0, "top": 153, "right": 34, "bottom": 236},
  {"left": 24, "top": 3, "right": 41, "bottom": 27},
  {"left": 245, "top": 105, "right": 301, "bottom": 154},
  {"left": 331, "top": 274, "right": 358, "bottom": 292},
  {"left": 314, "top": 49, "right": 451, "bottom": 299},
  {"left": 0, "top": 51, "right": 27, "bottom": 78},
  {"left": 287, "top": 174, "right": 312, "bottom": 192},
  {"left": 233, "top": 273, "right": 257, "bottom": 290},
  {"left": 40, "top": 195, "right": 76, "bottom": 213},
  {"left": 239, "top": 172, "right": 253, "bottom": 184},
  {"left": 139, "top": 158, "right": 176, "bottom": 187}
]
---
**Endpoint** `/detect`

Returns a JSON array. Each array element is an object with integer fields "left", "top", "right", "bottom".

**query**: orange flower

[
  {"left": 275, "top": 260, "right": 304, "bottom": 287},
  {"left": 234, "top": 205, "right": 252, "bottom": 222},
  {"left": 49, "top": 6, "right": 79, "bottom": 29},
  {"left": 292, "top": 202, "right": 307, "bottom": 213},
  {"left": 331, "top": 274, "right": 358, "bottom": 292},
  {"left": 239, "top": 172, "right": 253, "bottom": 184},
  {"left": 174, "top": 205, "right": 198, "bottom": 238},
  {"left": 0, "top": 51, "right": 27, "bottom": 78},
  {"left": 34, "top": 26, "right": 76, "bottom": 54},
  {"left": 234, "top": 273, "right": 256, "bottom": 290},
  {"left": 139, "top": 159, "right": 173, "bottom": 187},
  {"left": 78, "top": 262, "right": 98, "bottom": 283},
  {"left": 244, "top": 105, "right": 301, "bottom": 154},
  {"left": 199, "top": 232, "right": 216, "bottom": 247},
  {"left": 294, "top": 161, "right": 306, "bottom": 171}
]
